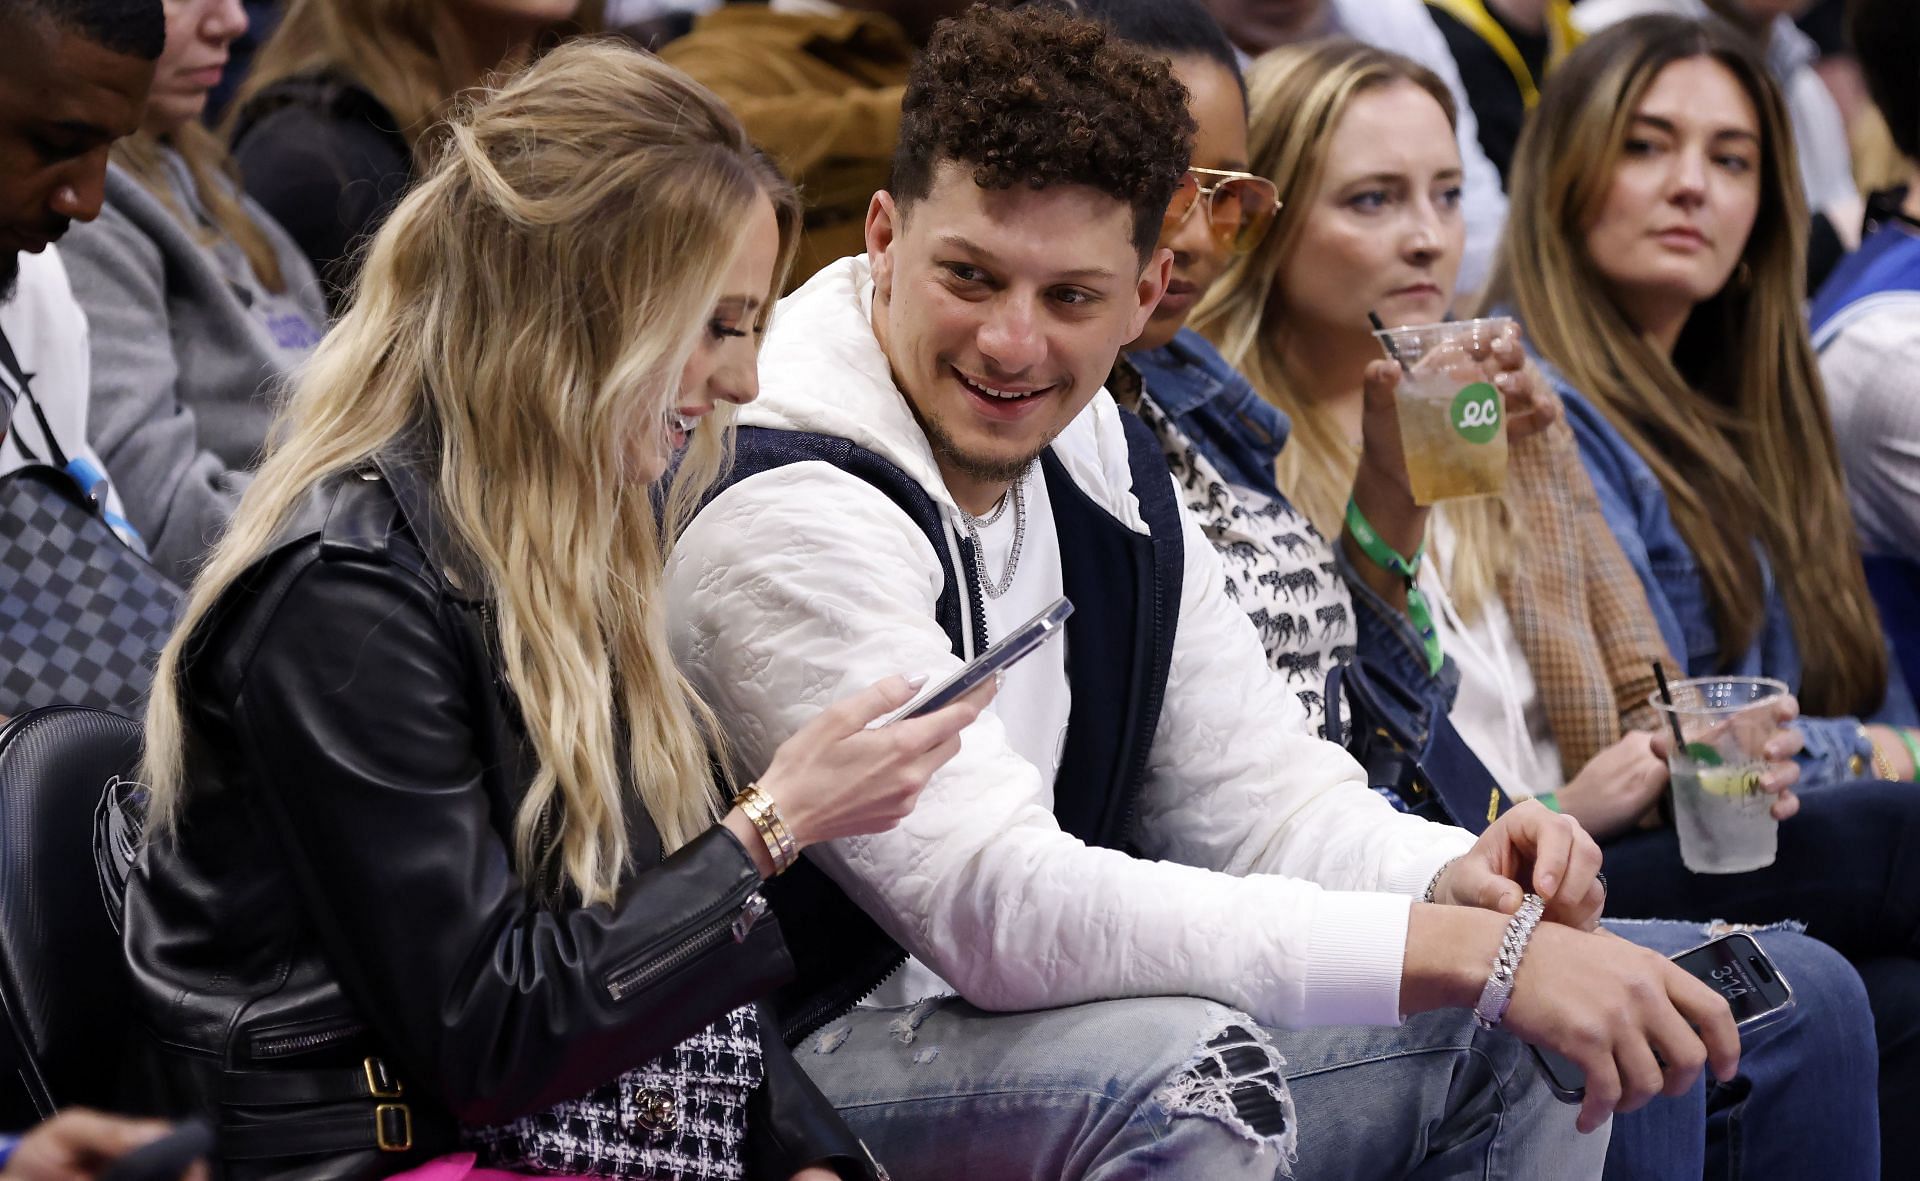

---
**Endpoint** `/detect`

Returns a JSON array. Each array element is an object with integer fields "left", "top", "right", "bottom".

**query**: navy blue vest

[{"left": 712, "top": 416, "right": 1185, "bottom": 1042}]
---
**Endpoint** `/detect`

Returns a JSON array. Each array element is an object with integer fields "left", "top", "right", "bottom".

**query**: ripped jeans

[{"left": 796, "top": 994, "right": 1601, "bottom": 1180}]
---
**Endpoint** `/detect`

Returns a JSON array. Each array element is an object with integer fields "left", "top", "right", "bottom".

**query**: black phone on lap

[{"left": 1530, "top": 932, "right": 1794, "bottom": 1103}]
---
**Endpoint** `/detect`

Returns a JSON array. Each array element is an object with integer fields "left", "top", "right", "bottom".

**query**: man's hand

[
  {"left": 1430, "top": 800, "right": 1605, "bottom": 930},
  {"left": 1501, "top": 925, "right": 1740, "bottom": 1134},
  {"left": 1, "top": 1110, "right": 203, "bottom": 1181},
  {"left": 1402, "top": 908, "right": 1739, "bottom": 1136}
]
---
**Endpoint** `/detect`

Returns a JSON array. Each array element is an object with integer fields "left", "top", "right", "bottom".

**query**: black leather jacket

[{"left": 121, "top": 456, "right": 878, "bottom": 1181}]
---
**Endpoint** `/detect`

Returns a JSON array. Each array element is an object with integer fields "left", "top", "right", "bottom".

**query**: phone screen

[{"left": 1669, "top": 932, "right": 1794, "bottom": 1026}]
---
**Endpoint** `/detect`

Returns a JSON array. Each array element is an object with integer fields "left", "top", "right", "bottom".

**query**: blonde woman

[
  {"left": 227, "top": 0, "right": 589, "bottom": 309},
  {"left": 61, "top": 0, "right": 327, "bottom": 582},
  {"left": 123, "top": 41, "right": 978, "bottom": 1181},
  {"left": 1191, "top": 38, "right": 1689, "bottom": 831}
]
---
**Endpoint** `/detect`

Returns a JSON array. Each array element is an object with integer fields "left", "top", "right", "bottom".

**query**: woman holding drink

[{"left": 1192, "top": 39, "right": 1693, "bottom": 829}]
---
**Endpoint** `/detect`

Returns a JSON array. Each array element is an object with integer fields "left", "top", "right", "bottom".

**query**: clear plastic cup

[
  {"left": 1371, "top": 317, "right": 1515, "bottom": 504},
  {"left": 1649, "top": 676, "right": 1788, "bottom": 874}
]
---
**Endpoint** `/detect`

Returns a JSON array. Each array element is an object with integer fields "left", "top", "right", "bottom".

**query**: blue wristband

[{"left": 0, "top": 1132, "right": 21, "bottom": 1173}]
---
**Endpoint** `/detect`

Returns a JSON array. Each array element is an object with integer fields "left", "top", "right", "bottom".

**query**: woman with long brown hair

[
  {"left": 227, "top": 0, "right": 590, "bottom": 309},
  {"left": 124, "top": 40, "right": 978, "bottom": 1180},
  {"left": 1491, "top": 14, "right": 1920, "bottom": 1159},
  {"left": 1489, "top": 13, "right": 1918, "bottom": 780}
]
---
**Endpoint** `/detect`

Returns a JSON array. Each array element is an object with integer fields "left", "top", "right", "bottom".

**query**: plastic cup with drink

[
  {"left": 1649, "top": 676, "right": 1789, "bottom": 874},
  {"left": 1370, "top": 316, "right": 1515, "bottom": 505}
]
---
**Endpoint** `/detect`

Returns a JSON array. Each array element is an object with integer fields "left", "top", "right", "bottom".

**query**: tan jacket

[{"left": 663, "top": 5, "right": 913, "bottom": 286}]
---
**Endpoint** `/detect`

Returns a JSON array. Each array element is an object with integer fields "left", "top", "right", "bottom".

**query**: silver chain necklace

[{"left": 958, "top": 464, "right": 1032, "bottom": 600}]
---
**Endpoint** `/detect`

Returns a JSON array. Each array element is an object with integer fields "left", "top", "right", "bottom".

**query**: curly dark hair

[{"left": 892, "top": 3, "right": 1196, "bottom": 259}]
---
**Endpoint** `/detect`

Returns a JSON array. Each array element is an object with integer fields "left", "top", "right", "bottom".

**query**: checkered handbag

[
  {"left": 0, "top": 327, "right": 181, "bottom": 717},
  {"left": 0, "top": 462, "right": 182, "bottom": 716},
  {"left": 467, "top": 1005, "right": 764, "bottom": 1181}
]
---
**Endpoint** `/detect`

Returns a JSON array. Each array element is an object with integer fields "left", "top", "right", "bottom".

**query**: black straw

[
  {"left": 1652, "top": 660, "right": 1689, "bottom": 750},
  {"left": 1369, "top": 311, "right": 1412, "bottom": 373}
]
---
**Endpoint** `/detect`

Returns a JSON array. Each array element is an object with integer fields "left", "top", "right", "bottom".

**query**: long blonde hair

[
  {"left": 226, "top": 0, "right": 596, "bottom": 162},
  {"left": 1487, "top": 15, "right": 1887, "bottom": 717},
  {"left": 1193, "top": 38, "right": 1508, "bottom": 617},
  {"left": 144, "top": 40, "right": 803, "bottom": 906},
  {"left": 114, "top": 123, "right": 288, "bottom": 293}
]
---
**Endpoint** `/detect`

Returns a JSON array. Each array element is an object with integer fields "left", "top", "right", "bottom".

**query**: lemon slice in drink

[{"left": 1695, "top": 766, "right": 1760, "bottom": 799}]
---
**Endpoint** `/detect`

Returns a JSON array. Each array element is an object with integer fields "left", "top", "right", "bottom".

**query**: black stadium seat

[{"left": 0, "top": 706, "right": 143, "bottom": 1124}]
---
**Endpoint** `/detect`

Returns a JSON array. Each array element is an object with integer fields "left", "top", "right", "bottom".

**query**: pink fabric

[{"left": 383, "top": 1152, "right": 600, "bottom": 1181}]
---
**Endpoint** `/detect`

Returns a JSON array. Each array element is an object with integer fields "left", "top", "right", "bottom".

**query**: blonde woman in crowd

[
  {"left": 227, "top": 0, "right": 591, "bottom": 308},
  {"left": 61, "top": 0, "right": 327, "bottom": 582},
  {"left": 122, "top": 41, "right": 978, "bottom": 1180}
]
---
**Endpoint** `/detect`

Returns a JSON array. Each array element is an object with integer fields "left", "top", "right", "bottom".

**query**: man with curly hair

[{"left": 668, "top": 6, "right": 1735, "bottom": 1176}]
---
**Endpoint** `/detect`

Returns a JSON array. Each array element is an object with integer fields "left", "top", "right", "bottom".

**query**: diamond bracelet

[{"left": 1474, "top": 892, "right": 1546, "bottom": 1030}]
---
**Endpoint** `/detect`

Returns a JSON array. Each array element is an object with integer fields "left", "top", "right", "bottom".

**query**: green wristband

[
  {"left": 1534, "top": 791, "right": 1562, "bottom": 813},
  {"left": 1345, "top": 497, "right": 1442, "bottom": 676},
  {"left": 1897, "top": 728, "right": 1920, "bottom": 784}
]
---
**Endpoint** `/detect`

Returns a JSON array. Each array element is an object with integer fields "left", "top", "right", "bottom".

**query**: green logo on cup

[{"left": 1450, "top": 381, "right": 1502, "bottom": 444}]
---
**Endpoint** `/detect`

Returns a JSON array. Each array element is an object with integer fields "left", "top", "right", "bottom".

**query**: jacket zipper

[
  {"left": 782, "top": 948, "right": 908, "bottom": 1045},
  {"left": 250, "top": 1017, "right": 367, "bottom": 1059},
  {"left": 604, "top": 884, "right": 765, "bottom": 1002}
]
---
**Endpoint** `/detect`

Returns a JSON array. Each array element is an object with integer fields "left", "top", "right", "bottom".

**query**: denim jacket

[
  {"left": 1553, "top": 374, "right": 1899, "bottom": 789},
  {"left": 1129, "top": 328, "right": 1461, "bottom": 732}
]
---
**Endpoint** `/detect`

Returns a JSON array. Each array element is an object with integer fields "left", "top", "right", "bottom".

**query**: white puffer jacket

[{"left": 665, "top": 257, "right": 1474, "bottom": 1029}]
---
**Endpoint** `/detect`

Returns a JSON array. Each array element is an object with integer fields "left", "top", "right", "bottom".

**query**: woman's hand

[
  {"left": 1482, "top": 329, "right": 1559, "bottom": 442},
  {"left": 755, "top": 673, "right": 993, "bottom": 850},
  {"left": 1429, "top": 799, "right": 1606, "bottom": 931},
  {"left": 1752, "top": 697, "right": 1804, "bottom": 820},
  {"left": 1554, "top": 732, "right": 1670, "bottom": 842}
]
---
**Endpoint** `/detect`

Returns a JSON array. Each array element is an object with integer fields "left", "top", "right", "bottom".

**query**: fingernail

[
  {"left": 1538, "top": 874, "right": 1556, "bottom": 895},
  {"left": 905, "top": 673, "right": 929, "bottom": 689}
]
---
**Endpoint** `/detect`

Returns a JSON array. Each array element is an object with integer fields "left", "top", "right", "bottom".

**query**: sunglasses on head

[{"left": 1162, "top": 167, "right": 1283, "bottom": 255}]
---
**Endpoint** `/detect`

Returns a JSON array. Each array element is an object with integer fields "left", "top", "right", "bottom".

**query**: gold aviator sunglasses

[{"left": 1163, "top": 167, "right": 1283, "bottom": 254}]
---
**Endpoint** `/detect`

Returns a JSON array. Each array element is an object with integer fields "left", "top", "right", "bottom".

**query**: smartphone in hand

[
  {"left": 1531, "top": 931, "right": 1794, "bottom": 1102},
  {"left": 866, "top": 597, "right": 1073, "bottom": 729}
]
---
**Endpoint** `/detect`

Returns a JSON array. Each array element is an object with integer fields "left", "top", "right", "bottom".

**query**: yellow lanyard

[{"left": 1425, "top": 0, "right": 1582, "bottom": 108}]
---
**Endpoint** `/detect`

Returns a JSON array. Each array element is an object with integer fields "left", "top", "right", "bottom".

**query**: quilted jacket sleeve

[
  {"left": 667, "top": 463, "right": 1471, "bottom": 1031},
  {"left": 1134, "top": 488, "right": 1474, "bottom": 1026}
]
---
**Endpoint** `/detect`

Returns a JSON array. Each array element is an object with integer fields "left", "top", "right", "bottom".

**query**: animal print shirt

[{"left": 1135, "top": 393, "right": 1355, "bottom": 737}]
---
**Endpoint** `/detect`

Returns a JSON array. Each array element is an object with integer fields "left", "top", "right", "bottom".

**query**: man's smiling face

[{"left": 866, "top": 160, "right": 1169, "bottom": 511}]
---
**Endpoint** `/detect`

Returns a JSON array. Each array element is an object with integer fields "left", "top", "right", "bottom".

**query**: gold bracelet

[
  {"left": 1873, "top": 743, "right": 1901, "bottom": 782},
  {"left": 733, "top": 782, "right": 797, "bottom": 874}
]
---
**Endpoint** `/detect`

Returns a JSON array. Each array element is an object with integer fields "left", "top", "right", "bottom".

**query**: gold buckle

[
  {"left": 375, "top": 1103, "right": 413, "bottom": 1152},
  {"left": 362, "top": 1057, "right": 404, "bottom": 1099}
]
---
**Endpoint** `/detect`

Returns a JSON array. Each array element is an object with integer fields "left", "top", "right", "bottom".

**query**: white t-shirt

[
  {"left": 1420, "top": 513, "right": 1563, "bottom": 801},
  {"left": 868, "top": 463, "right": 1072, "bottom": 1009},
  {"left": 0, "top": 246, "right": 131, "bottom": 527}
]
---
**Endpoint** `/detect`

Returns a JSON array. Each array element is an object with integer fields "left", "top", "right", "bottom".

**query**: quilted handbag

[
  {"left": 467, "top": 1005, "right": 764, "bottom": 1181},
  {"left": 0, "top": 329, "right": 181, "bottom": 717}
]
